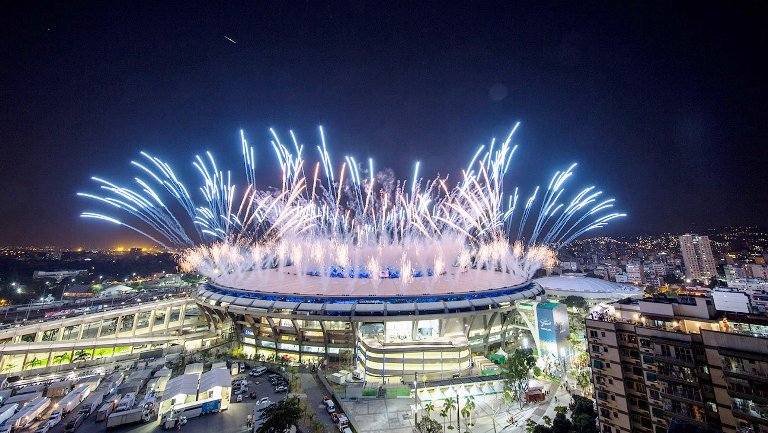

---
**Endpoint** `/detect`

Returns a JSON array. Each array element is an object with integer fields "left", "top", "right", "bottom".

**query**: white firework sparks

[{"left": 79, "top": 123, "right": 624, "bottom": 286}]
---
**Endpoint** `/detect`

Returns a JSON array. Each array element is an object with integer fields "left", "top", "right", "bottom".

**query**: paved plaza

[{"left": 341, "top": 378, "right": 576, "bottom": 433}]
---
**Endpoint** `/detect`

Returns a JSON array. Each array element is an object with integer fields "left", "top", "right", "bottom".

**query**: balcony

[
  {"left": 653, "top": 353, "right": 694, "bottom": 367},
  {"left": 663, "top": 404, "right": 706, "bottom": 424},
  {"left": 727, "top": 380, "right": 768, "bottom": 402},
  {"left": 732, "top": 401, "right": 768, "bottom": 423},
  {"left": 656, "top": 369, "right": 698, "bottom": 384},
  {"left": 661, "top": 387, "right": 703, "bottom": 404},
  {"left": 723, "top": 363, "right": 768, "bottom": 382}
]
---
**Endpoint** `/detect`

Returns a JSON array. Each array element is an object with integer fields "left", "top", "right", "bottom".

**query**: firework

[{"left": 79, "top": 123, "right": 624, "bottom": 286}]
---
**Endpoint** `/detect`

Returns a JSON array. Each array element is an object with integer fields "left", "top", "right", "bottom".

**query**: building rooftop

[
  {"left": 210, "top": 267, "right": 528, "bottom": 297},
  {"left": 535, "top": 274, "right": 644, "bottom": 298}
]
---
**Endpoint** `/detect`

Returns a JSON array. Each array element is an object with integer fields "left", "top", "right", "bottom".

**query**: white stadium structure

[{"left": 534, "top": 274, "right": 644, "bottom": 300}]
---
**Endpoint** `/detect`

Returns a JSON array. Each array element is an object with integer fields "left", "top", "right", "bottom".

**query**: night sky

[{"left": 1, "top": 2, "right": 767, "bottom": 247}]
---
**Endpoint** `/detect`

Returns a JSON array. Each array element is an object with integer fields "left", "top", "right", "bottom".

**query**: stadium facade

[{"left": 196, "top": 269, "right": 545, "bottom": 380}]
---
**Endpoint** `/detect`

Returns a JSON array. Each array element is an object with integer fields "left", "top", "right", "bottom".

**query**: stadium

[
  {"left": 196, "top": 268, "right": 545, "bottom": 380},
  {"left": 78, "top": 125, "right": 625, "bottom": 380}
]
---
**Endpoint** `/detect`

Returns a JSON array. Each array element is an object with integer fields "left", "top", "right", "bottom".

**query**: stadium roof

[
  {"left": 210, "top": 268, "right": 528, "bottom": 297},
  {"left": 535, "top": 275, "right": 644, "bottom": 299}
]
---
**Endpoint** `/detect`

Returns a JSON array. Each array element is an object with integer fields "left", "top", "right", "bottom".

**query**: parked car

[
  {"left": 47, "top": 410, "right": 63, "bottom": 427},
  {"left": 34, "top": 424, "right": 51, "bottom": 433},
  {"left": 326, "top": 403, "right": 336, "bottom": 414},
  {"left": 274, "top": 385, "right": 287, "bottom": 393}
]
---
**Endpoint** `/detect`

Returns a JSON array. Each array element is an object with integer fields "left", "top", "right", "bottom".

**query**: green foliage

[
  {"left": 551, "top": 411, "right": 572, "bottom": 433},
  {"left": 562, "top": 295, "right": 588, "bottom": 310},
  {"left": 525, "top": 419, "right": 539, "bottom": 433},
  {"left": 570, "top": 395, "right": 599, "bottom": 433},
  {"left": 416, "top": 416, "right": 443, "bottom": 433},
  {"left": 575, "top": 368, "right": 592, "bottom": 395},
  {"left": 505, "top": 348, "right": 536, "bottom": 407},
  {"left": 256, "top": 397, "right": 303, "bottom": 433}
]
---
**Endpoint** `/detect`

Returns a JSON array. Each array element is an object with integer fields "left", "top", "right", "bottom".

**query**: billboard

[{"left": 536, "top": 302, "right": 570, "bottom": 356}]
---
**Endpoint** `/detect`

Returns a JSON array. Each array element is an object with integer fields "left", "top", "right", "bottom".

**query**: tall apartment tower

[
  {"left": 585, "top": 295, "right": 768, "bottom": 433},
  {"left": 679, "top": 234, "right": 717, "bottom": 280}
]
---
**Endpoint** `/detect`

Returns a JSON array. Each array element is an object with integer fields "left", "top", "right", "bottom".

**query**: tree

[
  {"left": 288, "top": 367, "right": 301, "bottom": 392},
  {"left": 562, "top": 295, "right": 588, "bottom": 311},
  {"left": 461, "top": 396, "right": 476, "bottom": 427},
  {"left": 570, "top": 395, "right": 598, "bottom": 433},
  {"left": 416, "top": 417, "right": 443, "bottom": 433},
  {"left": 439, "top": 409, "right": 449, "bottom": 432},
  {"left": 551, "top": 410, "right": 573, "bottom": 433},
  {"left": 256, "top": 397, "right": 304, "bottom": 433},
  {"left": 505, "top": 348, "right": 536, "bottom": 408},
  {"left": 575, "top": 368, "right": 592, "bottom": 396},
  {"left": 443, "top": 398, "right": 456, "bottom": 430},
  {"left": 424, "top": 402, "right": 435, "bottom": 419}
]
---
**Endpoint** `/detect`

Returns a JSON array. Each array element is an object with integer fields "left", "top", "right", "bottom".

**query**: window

[
  {"left": 646, "top": 372, "right": 657, "bottom": 381},
  {"left": 594, "top": 360, "right": 603, "bottom": 369},
  {"left": 590, "top": 330, "right": 598, "bottom": 338},
  {"left": 660, "top": 344, "right": 671, "bottom": 357},
  {"left": 592, "top": 344, "right": 601, "bottom": 353},
  {"left": 600, "top": 408, "right": 610, "bottom": 417},
  {"left": 42, "top": 329, "right": 59, "bottom": 341},
  {"left": 602, "top": 332, "right": 606, "bottom": 337},
  {"left": 640, "top": 339, "right": 652, "bottom": 348},
  {"left": 652, "top": 407, "right": 663, "bottom": 418}
]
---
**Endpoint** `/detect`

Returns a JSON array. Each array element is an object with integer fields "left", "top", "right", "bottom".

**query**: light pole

[{"left": 413, "top": 377, "right": 419, "bottom": 426}]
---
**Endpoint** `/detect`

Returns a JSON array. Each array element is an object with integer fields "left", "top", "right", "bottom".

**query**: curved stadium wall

[{"left": 196, "top": 276, "right": 543, "bottom": 380}]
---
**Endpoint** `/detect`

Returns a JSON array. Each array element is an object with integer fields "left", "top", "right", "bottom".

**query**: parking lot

[{"left": 4, "top": 362, "right": 346, "bottom": 433}]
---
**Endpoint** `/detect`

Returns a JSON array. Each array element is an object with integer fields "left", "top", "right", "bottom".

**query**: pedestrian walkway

[{"left": 340, "top": 376, "right": 575, "bottom": 433}]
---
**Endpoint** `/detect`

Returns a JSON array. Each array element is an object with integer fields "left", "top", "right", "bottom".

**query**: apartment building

[{"left": 586, "top": 294, "right": 768, "bottom": 433}]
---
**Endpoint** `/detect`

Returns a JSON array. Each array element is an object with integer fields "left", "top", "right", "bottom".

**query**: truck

[
  {"left": 105, "top": 408, "right": 148, "bottom": 429},
  {"left": 63, "top": 413, "right": 85, "bottom": 433},
  {"left": 45, "top": 381, "right": 73, "bottom": 398},
  {"left": 95, "top": 402, "right": 115, "bottom": 422},
  {"left": 161, "top": 398, "right": 221, "bottom": 430},
  {"left": 9, "top": 397, "right": 50, "bottom": 429},
  {"left": 115, "top": 392, "right": 136, "bottom": 412},
  {"left": 0, "top": 404, "right": 19, "bottom": 426},
  {"left": 78, "top": 392, "right": 104, "bottom": 417},
  {"left": 58, "top": 385, "right": 90, "bottom": 414}
]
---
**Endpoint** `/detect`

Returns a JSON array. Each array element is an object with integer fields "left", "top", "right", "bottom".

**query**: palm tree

[
  {"left": 462, "top": 396, "right": 476, "bottom": 427},
  {"left": 424, "top": 402, "right": 436, "bottom": 420},
  {"left": 444, "top": 398, "right": 456, "bottom": 430},
  {"left": 439, "top": 409, "right": 448, "bottom": 433}
]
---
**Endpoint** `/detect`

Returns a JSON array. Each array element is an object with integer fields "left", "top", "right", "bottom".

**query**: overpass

[{"left": 0, "top": 296, "right": 217, "bottom": 377}]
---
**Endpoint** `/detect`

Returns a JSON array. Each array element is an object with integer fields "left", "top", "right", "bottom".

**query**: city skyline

[{"left": 1, "top": 2, "right": 767, "bottom": 246}]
